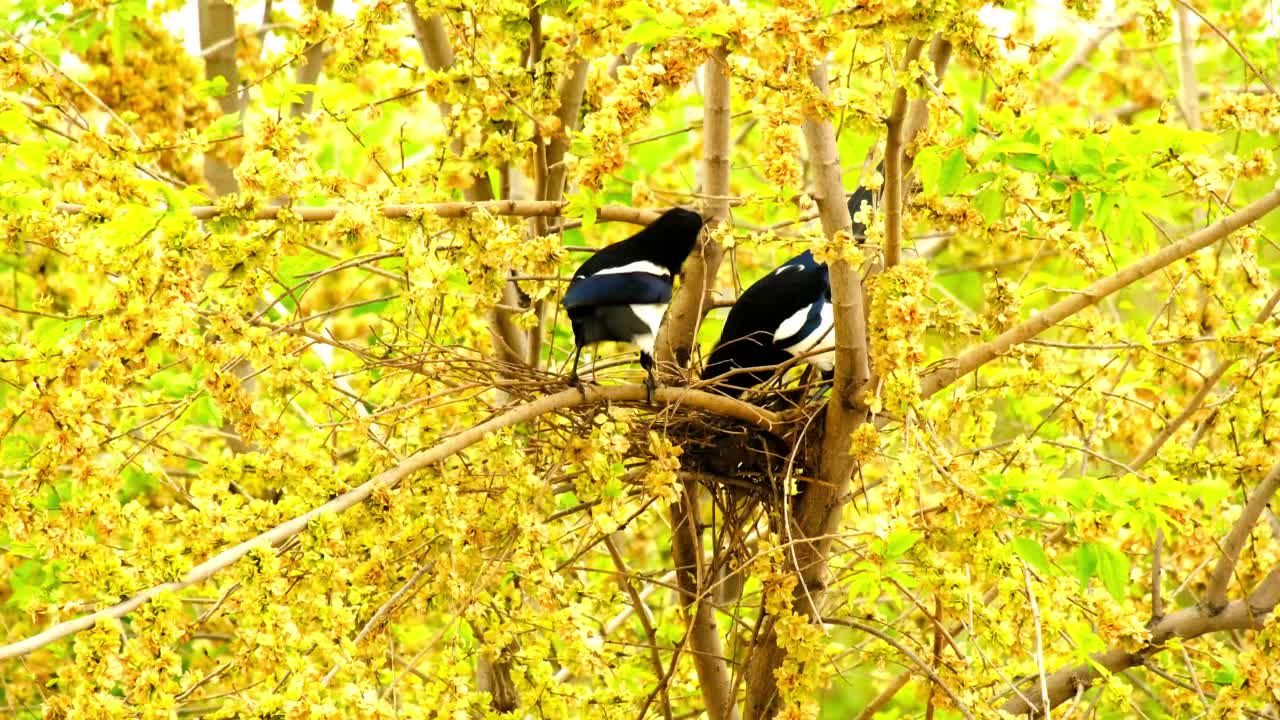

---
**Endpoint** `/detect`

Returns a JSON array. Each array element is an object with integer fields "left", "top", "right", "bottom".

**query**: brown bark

[
  {"left": 198, "top": 0, "right": 241, "bottom": 197},
  {"left": 673, "top": 483, "right": 740, "bottom": 720},
  {"left": 743, "top": 60, "right": 870, "bottom": 720},
  {"left": 662, "top": 41, "right": 739, "bottom": 720},
  {"left": 290, "top": 0, "right": 335, "bottom": 121},
  {"left": 917, "top": 188, "right": 1280, "bottom": 401},
  {"left": 405, "top": 5, "right": 528, "bottom": 367},
  {"left": 654, "top": 45, "right": 730, "bottom": 372}
]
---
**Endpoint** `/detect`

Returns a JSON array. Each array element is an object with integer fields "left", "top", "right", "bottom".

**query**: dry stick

[
  {"left": 0, "top": 385, "right": 778, "bottom": 661},
  {"left": 54, "top": 200, "right": 660, "bottom": 226},
  {"left": 604, "top": 535, "right": 674, "bottom": 720},
  {"left": 320, "top": 560, "right": 436, "bottom": 685},
  {"left": 1000, "top": 558, "right": 1280, "bottom": 715},
  {"left": 916, "top": 187, "right": 1280, "bottom": 402},
  {"left": 1173, "top": 0, "right": 1279, "bottom": 97},
  {"left": 742, "top": 60, "right": 869, "bottom": 720},
  {"left": 1205, "top": 461, "right": 1280, "bottom": 611},
  {"left": 882, "top": 38, "right": 926, "bottom": 270}
]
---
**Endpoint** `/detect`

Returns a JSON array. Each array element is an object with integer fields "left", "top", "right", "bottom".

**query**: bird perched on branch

[
  {"left": 562, "top": 207, "right": 704, "bottom": 402},
  {"left": 703, "top": 187, "right": 874, "bottom": 398}
]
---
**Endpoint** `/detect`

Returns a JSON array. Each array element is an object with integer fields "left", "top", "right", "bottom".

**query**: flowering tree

[{"left": 2, "top": 0, "right": 1280, "bottom": 717}]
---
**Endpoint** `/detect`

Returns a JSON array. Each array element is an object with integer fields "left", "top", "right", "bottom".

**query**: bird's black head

[
  {"left": 847, "top": 186, "right": 875, "bottom": 242},
  {"left": 636, "top": 207, "right": 704, "bottom": 275}
]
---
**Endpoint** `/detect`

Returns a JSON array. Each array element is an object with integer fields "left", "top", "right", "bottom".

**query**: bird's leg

[
  {"left": 566, "top": 346, "right": 583, "bottom": 387},
  {"left": 640, "top": 351, "right": 657, "bottom": 405}
]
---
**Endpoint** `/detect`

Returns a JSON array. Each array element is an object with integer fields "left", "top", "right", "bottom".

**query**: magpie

[
  {"left": 562, "top": 207, "right": 704, "bottom": 401},
  {"left": 702, "top": 187, "right": 874, "bottom": 398}
]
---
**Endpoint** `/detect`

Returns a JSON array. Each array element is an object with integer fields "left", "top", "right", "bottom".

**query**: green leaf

[
  {"left": 1073, "top": 543, "right": 1098, "bottom": 589},
  {"left": 194, "top": 76, "right": 229, "bottom": 100},
  {"left": 32, "top": 317, "right": 89, "bottom": 353},
  {"left": 974, "top": 187, "right": 1004, "bottom": 223},
  {"left": 189, "top": 395, "right": 222, "bottom": 427},
  {"left": 937, "top": 150, "right": 968, "bottom": 196},
  {"left": 205, "top": 112, "right": 240, "bottom": 141},
  {"left": 1006, "top": 154, "right": 1048, "bottom": 174},
  {"left": 1011, "top": 537, "right": 1051, "bottom": 575},
  {"left": 915, "top": 147, "right": 942, "bottom": 194},
  {"left": 884, "top": 529, "right": 921, "bottom": 560},
  {"left": 1094, "top": 543, "right": 1130, "bottom": 603},
  {"left": 1069, "top": 191, "right": 1086, "bottom": 229}
]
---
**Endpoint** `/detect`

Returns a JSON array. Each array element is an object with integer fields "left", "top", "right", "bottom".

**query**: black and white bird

[
  {"left": 562, "top": 208, "right": 704, "bottom": 401},
  {"left": 702, "top": 187, "right": 874, "bottom": 398}
]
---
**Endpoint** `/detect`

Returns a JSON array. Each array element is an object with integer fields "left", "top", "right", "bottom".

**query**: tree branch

[
  {"left": 1175, "top": 2, "right": 1201, "bottom": 130},
  {"left": 672, "top": 481, "right": 740, "bottom": 720},
  {"left": 883, "top": 38, "right": 925, "bottom": 269},
  {"left": 655, "top": 45, "right": 730, "bottom": 371},
  {"left": 404, "top": 5, "right": 532, "bottom": 369},
  {"left": 743, "top": 59, "right": 870, "bottom": 720},
  {"left": 290, "top": 0, "right": 335, "bottom": 121},
  {"left": 0, "top": 385, "right": 778, "bottom": 661},
  {"left": 1000, "top": 569, "right": 1280, "bottom": 715},
  {"left": 198, "top": 0, "right": 242, "bottom": 196},
  {"left": 1205, "top": 460, "right": 1280, "bottom": 610},
  {"left": 54, "top": 200, "right": 662, "bottom": 225},
  {"left": 917, "top": 187, "right": 1280, "bottom": 401}
]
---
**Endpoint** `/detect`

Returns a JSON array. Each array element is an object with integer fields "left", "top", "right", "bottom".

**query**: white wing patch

[
  {"left": 773, "top": 264, "right": 801, "bottom": 275},
  {"left": 773, "top": 305, "right": 810, "bottom": 344},
  {"left": 777, "top": 302, "right": 835, "bottom": 371},
  {"left": 629, "top": 303, "right": 668, "bottom": 354},
  {"left": 593, "top": 260, "right": 670, "bottom": 278}
]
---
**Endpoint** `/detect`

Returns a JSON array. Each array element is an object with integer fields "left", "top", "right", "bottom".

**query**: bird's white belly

[{"left": 629, "top": 303, "right": 667, "bottom": 354}]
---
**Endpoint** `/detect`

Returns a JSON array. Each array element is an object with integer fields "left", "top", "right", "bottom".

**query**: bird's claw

[{"left": 643, "top": 375, "right": 657, "bottom": 405}]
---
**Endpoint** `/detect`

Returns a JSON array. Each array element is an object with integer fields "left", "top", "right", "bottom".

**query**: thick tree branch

[
  {"left": 1175, "top": 3, "right": 1201, "bottom": 130},
  {"left": 290, "top": 0, "right": 335, "bottom": 121},
  {"left": 1205, "top": 460, "right": 1280, "bottom": 610},
  {"left": 901, "top": 37, "right": 953, "bottom": 179},
  {"left": 882, "top": 38, "right": 925, "bottom": 269},
  {"left": 655, "top": 45, "right": 730, "bottom": 371},
  {"left": 672, "top": 482, "right": 740, "bottom": 720},
  {"left": 544, "top": 59, "right": 590, "bottom": 203},
  {"left": 0, "top": 385, "right": 778, "bottom": 661},
  {"left": 744, "top": 59, "right": 869, "bottom": 720},
  {"left": 917, "top": 187, "right": 1280, "bottom": 401},
  {"left": 54, "top": 201, "right": 662, "bottom": 225},
  {"left": 657, "top": 40, "right": 740, "bottom": 720},
  {"left": 198, "top": 0, "right": 241, "bottom": 196},
  {"left": 405, "top": 5, "right": 531, "bottom": 369}
]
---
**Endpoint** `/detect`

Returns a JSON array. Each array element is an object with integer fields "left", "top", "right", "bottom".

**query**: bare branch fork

[
  {"left": 0, "top": 385, "right": 779, "bottom": 662},
  {"left": 1001, "top": 459, "right": 1280, "bottom": 715}
]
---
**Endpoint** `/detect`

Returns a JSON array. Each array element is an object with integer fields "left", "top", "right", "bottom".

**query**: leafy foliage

[{"left": 1, "top": 0, "right": 1279, "bottom": 717}]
